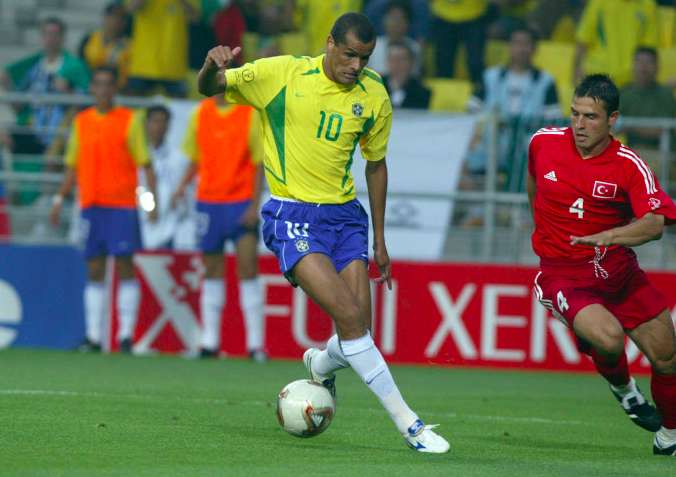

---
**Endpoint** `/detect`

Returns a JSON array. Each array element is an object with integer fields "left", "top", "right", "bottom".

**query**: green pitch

[{"left": 0, "top": 349, "right": 671, "bottom": 477}]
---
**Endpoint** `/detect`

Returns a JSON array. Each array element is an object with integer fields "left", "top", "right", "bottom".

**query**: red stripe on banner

[
  {"left": 110, "top": 252, "right": 676, "bottom": 374},
  {"left": 0, "top": 198, "right": 11, "bottom": 239}
]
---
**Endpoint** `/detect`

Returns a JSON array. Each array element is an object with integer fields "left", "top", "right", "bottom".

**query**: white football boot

[
  {"left": 404, "top": 419, "right": 451, "bottom": 453},
  {"left": 303, "top": 348, "right": 337, "bottom": 398}
]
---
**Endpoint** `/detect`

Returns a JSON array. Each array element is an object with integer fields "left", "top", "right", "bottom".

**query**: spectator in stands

[
  {"left": 364, "top": 0, "right": 429, "bottom": 42},
  {"left": 466, "top": 26, "right": 559, "bottom": 193},
  {"left": 574, "top": 0, "right": 659, "bottom": 87},
  {"left": 125, "top": 0, "right": 200, "bottom": 97},
  {"left": 79, "top": 3, "right": 131, "bottom": 89},
  {"left": 0, "top": 17, "right": 89, "bottom": 159},
  {"left": 211, "top": 1, "right": 246, "bottom": 67},
  {"left": 429, "top": 0, "right": 493, "bottom": 88},
  {"left": 49, "top": 66, "right": 157, "bottom": 354},
  {"left": 382, "top": 41, "right": 430, "bottom": 109},
  {"left": 368, "top": 1, "right": 421, "bottom": 76},
  {"left": 297, "top": 0, "right": 363, "bottom": 56},
  {"left": 619, "top": 47, "right": 676, "bottom": 178},
  {"left": 139, "top": 105, "right": 195, "bottom": 250},
  {"left": 172, "top": 95, "right": 266, "bottom": 361}
]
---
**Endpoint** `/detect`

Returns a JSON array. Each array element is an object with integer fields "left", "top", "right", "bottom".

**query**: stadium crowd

[{"left": 0, "top": 0, "right": 674, "bottom": 230}]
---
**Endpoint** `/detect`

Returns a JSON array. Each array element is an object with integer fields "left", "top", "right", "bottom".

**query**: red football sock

[
  {"left": 590, "top": 348, "right": 630, "bottom": 387},
  {"left": 651, "top": 373, "right": 676, "bottom": 429}
]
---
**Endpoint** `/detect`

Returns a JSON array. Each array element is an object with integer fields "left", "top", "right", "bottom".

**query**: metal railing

[{"left": 1, "top": 91, "right": 675, "bottom": 268}]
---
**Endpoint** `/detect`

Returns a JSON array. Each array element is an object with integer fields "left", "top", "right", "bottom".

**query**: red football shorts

[{"left": 533, "top": 247, "right": 668, "bottom": 330}]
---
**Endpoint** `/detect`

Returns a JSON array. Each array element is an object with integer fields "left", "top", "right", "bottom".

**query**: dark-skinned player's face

[
  {"left": 570, "top": 96, "right": 618, "bottom": 152},
  {"left": 90, "top": 71, "right": 117, "bottom": 106},
  {"left": 326, "top": 31, "right": 375, "bottom": 85}
]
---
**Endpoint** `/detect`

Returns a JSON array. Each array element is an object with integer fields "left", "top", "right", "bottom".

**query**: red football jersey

[{"left": 528, "top": 127, "right": 676, "bottom": 261}]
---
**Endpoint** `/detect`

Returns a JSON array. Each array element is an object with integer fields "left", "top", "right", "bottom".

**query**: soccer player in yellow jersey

[{"left": 197, "top": 12, "right": 450, "bottom": 453}]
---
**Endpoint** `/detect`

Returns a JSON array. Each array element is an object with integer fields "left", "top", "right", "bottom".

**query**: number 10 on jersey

[{"left": 316, "top": 111, "right": 343, "bottom": 142}]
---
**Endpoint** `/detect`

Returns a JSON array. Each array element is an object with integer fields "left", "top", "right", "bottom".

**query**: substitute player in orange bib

[
  {"left": 528, "top": 74, "right": 676, "bottom": 456},
  {"left": 50, "top": 66, "right": 157, "bottom": 353},
  {"left": 171, "top": 94, "right": 266, "bottom": 361}
]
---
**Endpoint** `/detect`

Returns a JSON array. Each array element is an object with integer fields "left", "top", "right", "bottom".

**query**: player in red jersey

[{"left": 528, "top": 74, "right": 676, "bottom": 456}]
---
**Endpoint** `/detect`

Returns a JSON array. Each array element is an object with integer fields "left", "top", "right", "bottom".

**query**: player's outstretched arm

[
  {"left": 365, "top": 159, "right": 392, "bottom": 290},
  {"left": 197, "top": 45, "right": 241, "bottom": 97},
  {"left": 49, "top": 167, "right": 76, "bottom": 226},
  {"left": 570, "top": 212, "right": 665, "bottom": 247}
]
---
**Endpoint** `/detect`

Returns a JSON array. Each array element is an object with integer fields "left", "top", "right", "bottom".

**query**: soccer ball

[{"left": 276, "top": 379, "right": 335, "bottom": 438}]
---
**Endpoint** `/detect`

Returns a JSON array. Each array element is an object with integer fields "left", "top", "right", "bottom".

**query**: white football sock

[
  {"left": 200, "top": 278, "right": 224, "bottom": 350},
  {"left": 84, "top": 281, "right": 105, "bottom": 344},
  {"left": 610, "top": 377, "right": 642, "bottom": 401},
  {"left": 341, "top": 332, "right": 419, "bottom": 434},
  {"left": 116, "top": 279, "right": 140, "bottom": 341},
  {"left": 656, "top": 426, "right": 676, "bottom": 446},
  {"left": 312, "top": 334, "right": 349, "bottom": 377},
  {"left": 239, "top": 278, "right": 264, "bottom": 352}
]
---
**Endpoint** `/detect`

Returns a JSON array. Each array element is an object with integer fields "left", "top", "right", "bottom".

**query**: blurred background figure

[
  {"left": 364, "top": 0, "right": 429, "bottom": 43},
  {"left": 428, "top": 0, "right": 492, "bottom": 88},
  {"left": 464, "top": 25, "right": 558, "bottom": 200},
  {"left": 210, "top": 1, "right": 247, "bottom": 68},
  {"left": 173, "top": 95, "right": 266, "bottom": 361},
  {"left": 1, "top": 17, "right": 89, "bottom": 204},
  {"left": 79, "top": 2, "right": 131, "bottom": 89},
  {"left": 368, "top": 0, "right": 421, "bottom": 76},
  {"left": 619, "top": 47, "right": 676, "bottom": 188},
  {"left": 139, "top": 104, "right": 195, "bottom": 250},
  {"left": 382, "top": 41, "right": 430, "bottom": 109},
  {"left": 125, "top": 0, "right": 200, "bottom": 97},
  {"left": 574, "top": 0, "right": 659, "bottom": 87},
  {"left": 49, "top": 67, "right": 157, "bottom": 354}
]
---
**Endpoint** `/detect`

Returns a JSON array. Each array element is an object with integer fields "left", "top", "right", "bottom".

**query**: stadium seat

[
  {"left": 658, "top": 47, "right": 676, "bottom": 84},
  {"left": 424, "top": 78, "right": 473, "bottom": 112},
  {"left": 658, "top": 6, "right": 675, "bottom": 48}
]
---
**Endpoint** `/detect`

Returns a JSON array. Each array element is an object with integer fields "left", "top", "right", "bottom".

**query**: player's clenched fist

[{"left": 204, "top": 45, "right": 242, "bottom": 70}]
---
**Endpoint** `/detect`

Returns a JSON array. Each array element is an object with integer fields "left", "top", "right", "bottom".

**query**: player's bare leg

[
  {"left": 200, "top": 252, "right": 225, "bottom": 357},
  {"left": 628, "top": 310, "right": 676, "bottom": 455},
  {"left": 295, "top": 254, "right": 449, "bottom": 453},
  {"left": 235, "top": 232, "right": 266, "bottom": 362},
  {"left": 115, "top": 255, "right": 140, "bottom": 353},
  {"left": 81, "top": 256, "right": 106, "bottom": 352},
  {"left": 573, "top": 304, "right": 661, "bottom": 432}
]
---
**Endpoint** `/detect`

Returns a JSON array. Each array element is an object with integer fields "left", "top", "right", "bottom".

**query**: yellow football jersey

[
  {"left": 576, "top": 0, "right": 658, "bottom": 86},
  {"left": 225, "top": 55, "right": 392, "bottom": 204}
]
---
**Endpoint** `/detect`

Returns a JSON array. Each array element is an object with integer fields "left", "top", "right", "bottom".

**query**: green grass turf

[{"left": 0, "top": 349, "right": 672, "bottom": 477}]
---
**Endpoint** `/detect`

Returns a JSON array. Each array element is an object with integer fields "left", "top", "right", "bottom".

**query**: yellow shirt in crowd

[
  {"left": 576, "top": 0, "right": 658, "bottom": 86},
  {"left": 430, "top": 0, "right": 488, "bottom": 23},
  {"left": 126, "top": 0, "right": 200, "bottom": 81},
  {"left": 297, "top": 0, "right": 363, "bottom": 56}
]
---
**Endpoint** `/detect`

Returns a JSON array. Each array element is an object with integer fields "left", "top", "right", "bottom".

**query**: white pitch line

[{"left": 0, "top": 389, "right": 585, "bottom": 426}]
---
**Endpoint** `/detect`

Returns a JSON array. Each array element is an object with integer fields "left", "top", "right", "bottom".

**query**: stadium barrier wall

[{"left": 3, "top": 247, "right": 674, "bottom": 374}]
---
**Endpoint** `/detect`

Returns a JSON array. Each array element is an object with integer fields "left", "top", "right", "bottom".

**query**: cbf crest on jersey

[{"left": 352, "top": 102, "right": 364, "bottom": 117}]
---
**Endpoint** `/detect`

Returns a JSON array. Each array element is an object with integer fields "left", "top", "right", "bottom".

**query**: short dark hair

[
  {"left": 509, "top": 24, "right": 539, "bottom": 43},
  {"left": 574, "top": 74, "right": 620, "bottom": 115},
  {"left": 384, "top": 1, "right": 413, "bottom": 23},
  {"left": 634, "top": 46, "right": 658, "bottom": 62},
  {"left": 104, "top": 1, "right": 126, "bottom": 16},
  {"left": 41, "top": 17, "right": 66, "bottom": 35},
  {"left": 146, "top": 104, "right": 171, "bottom": 120},
  {"left": 331, "top": 12, "right": 375, "bottom": 45},
  {"left": 92, "top": 66, "right": 118, "bottom": 83}
]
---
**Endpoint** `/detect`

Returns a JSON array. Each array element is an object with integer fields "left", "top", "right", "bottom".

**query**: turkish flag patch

[{"left": 592, "top": 181, "right": 617, "bottom": 199}]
